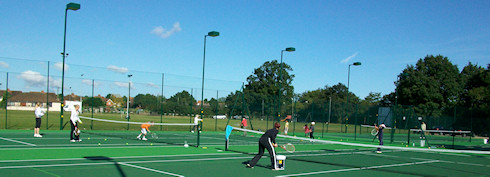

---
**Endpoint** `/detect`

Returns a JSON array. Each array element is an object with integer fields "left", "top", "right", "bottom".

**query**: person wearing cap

[
  {"left": 309, "top": 122, "right": 315, "bottom": 139},
  {"left": 247, "top": 122, "right": 281, "bottom": 170},
  {"left": 375, "top": 123, "right": 386, "bottom": 153}
]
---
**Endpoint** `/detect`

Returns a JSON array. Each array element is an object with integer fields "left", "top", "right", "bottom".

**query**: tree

[
  {"left": 133, "top": 94, "right": 159, "bottom": 111},
  {"left": 165, "top": 91, "right": 196, "bottom": 115},
  {"left": 82, "top": 97, "right": 105, "bottom": 107},
  {"left": 397, "top": 55, "right": 461, "bottom": 117},
  {"left": 244, "top": 60, "right": 295, "bottom": 119}
]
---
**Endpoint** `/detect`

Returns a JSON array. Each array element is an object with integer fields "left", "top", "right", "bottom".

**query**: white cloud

[
  {"left": 18, "top": 70, "right": 46, "bottom": 88},
  {"left": 50, "top": 78, "right": 61, "bottom": 89},
  {"left": 151, "top": 22, "right": 182, "bottom": 39},
  {"left": 82, "top": 79, "right": 101, "bottom": 88},
  {"left": 146, "top": 82, "right": 159, "bottom": 88},
  {"left": 54, "top": 62, "right": 69, "bottom": 71},
  {"left": 341, "top": 52, "right": 358, "bottom": 64},
  {"left": 107, "top": 65, "right": 128, "bottom": 74},
  {"left": 114, "top": 81, "right": 134, "bottom": 89},
  {"left": 0, "top": 61, "right": 9, "bottom": 68}
]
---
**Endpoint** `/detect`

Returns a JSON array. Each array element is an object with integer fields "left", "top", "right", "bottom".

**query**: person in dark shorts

[
  {"left": 34, "top": 103, "right": 45, "bottom": 137},
  {"left": 375, "top": 123, "right": 386, "bottom": 153},
  {"left": 247, "top": 122, "right": 281, "bottom": 170},
  {"left": 309, "top": 122, "right": 315, "bottom": 139}
]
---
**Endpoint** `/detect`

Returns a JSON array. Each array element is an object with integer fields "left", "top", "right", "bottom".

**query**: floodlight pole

[
  {"left": 277, "top": 47, "right": 295, "bottom": 122},
  {"left": 60, "top": 2, "right": 80, "bottom": 130},
  {"left": 345, "top": 62, "right": 361, "bottom": 133},
  {"left": 200, "top": 31, "right": 219, "bottom": 147},
  {"left": 127, "top": 74, "right": 132, "bottom": 130},
  {"left": 392, "top": 72, "right": 409, "bottom": 143}
]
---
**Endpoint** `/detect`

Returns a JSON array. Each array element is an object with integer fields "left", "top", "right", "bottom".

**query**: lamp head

[
  {"left": 66, "top": 3, "right": 80, "bottom": 11},
  {"left": 207, "top": 31, "right": 220, "bottom": 37},
  {"left": 352, "top": 62, "right": 362, "bottom": 66},
  {"left": 285, "top": 47, "right": 295, "bottom": 52}
]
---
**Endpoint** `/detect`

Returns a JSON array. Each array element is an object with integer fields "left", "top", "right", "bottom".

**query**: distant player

[
  {"left": 304, "top": 124, "right": 310, "bottom": 137},
  {"left": 137, "top": 122, "right": 153, "bottom": 141},
  {"left": 247, "top": 122, "right": 281, "bottom": 170},
  {"left": 191, "top": 115, "right": 202, "bottom": 133},
  {"left": 375, "top": 123, "right": 386, "bottom": 153},
  {"left": 34, "top": 103, "right": 45, "bottom": 137},
  {"left": 309, "top": 122, "right": 315, "bottom": 139},
  {"left": 284, "top": 120, "right": 289, "bottom": 135},
  {"left": 241, "top": 117, "right": 248, "bottom": 136}
]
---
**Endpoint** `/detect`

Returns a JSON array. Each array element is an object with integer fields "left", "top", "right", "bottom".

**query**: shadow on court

[{"left": 84, "top": 156, "right": 126, "bottom": 177}]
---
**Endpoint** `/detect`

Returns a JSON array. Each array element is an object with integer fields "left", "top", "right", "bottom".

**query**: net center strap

[{"left": 79, "top": 116, "right": 197, "bottom": 126}]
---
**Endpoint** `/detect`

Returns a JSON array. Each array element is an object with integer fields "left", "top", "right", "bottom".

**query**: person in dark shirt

[
  {"left": 309, "top": 122, "right": 315, "bottom": 139},
  {"left": 247, "top": 122, "right": 281, "bottom": 170},
  {"left": 375, "top": 123, "right": 386, "bottom": 153}
]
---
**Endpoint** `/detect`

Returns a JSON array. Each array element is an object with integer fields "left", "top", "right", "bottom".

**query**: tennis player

[
  {"left": 64, "top": 104, "right": 82, "bottom": 142},
  {"left": 375, "top": 123, "right": 386, "bottom": 153},
  {"left": 241, "top": 117, "right": 248, "bottom": 136},
  {"left": 247, "top": 122, "right": 281, "bottom": 170},
  {"left": 304, "top": 124, "right": 310, "bottom": 137},
  {"left": 309, "top": 122, "right": 315, "bottom": 139},
  {"left": 137, "top": 121, "right": 153, "bottom": 141},
  {"left": 284, "top": 120, "right": 289, "bottom": 135},
  {"left": 191, "top": 115, "right": 202, "bottom": 133},
  {"left": 34, "top": 103, "right": 45, "bottom": 137}
]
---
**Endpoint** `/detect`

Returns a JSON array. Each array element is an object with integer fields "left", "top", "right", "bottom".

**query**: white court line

[
  {"left": 0, "top": 142, "right": 222, "bottom": 150},
  {"left": 119, "top": 162, "right": 184, "bottom": 177},
  {"left": 276, "top": 160, "right": 440, "bottom": 177},
  {"left": 0, "top": 152, "right": 242, "bottom": 163},
  {"left": 0, "top": 156, "right": 250, "bottom": 169},
  {"left": 0, "top": 137, "right": 36, "bottom": 146}
]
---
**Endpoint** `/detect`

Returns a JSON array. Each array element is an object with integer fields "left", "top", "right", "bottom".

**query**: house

[{"left": 4, "top": 90, "right": 61, "bottom": 111}]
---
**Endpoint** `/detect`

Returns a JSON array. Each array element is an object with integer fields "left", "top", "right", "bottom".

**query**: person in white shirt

[
  {"left": 34, "top": 103, "right": 45, "bottom": 137},
  {"left": 191, "top": 115, "right": 202, "bottom": 133},
  {"left": 64, "top": 104, "right": 83, "bottom": 142}
]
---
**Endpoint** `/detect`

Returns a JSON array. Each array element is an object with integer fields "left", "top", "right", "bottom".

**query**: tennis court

[{"left": 1, "top": 128, "right": 489, "bottom": 177}]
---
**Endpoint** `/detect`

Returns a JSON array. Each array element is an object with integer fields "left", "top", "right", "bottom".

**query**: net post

[{"left": 225, "top": 139, "right": 229, "bottom": 151}]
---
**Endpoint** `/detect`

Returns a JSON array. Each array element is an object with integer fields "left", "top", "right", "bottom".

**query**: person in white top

[
  {"left": 34, "top": 103, "right": 45, "bottom": 137},
  {"left": 64, "top": 104, "right": 83, "bottom": 142},
  {"left": 191, "top": 115, "right": 202, "bottom": 133}
]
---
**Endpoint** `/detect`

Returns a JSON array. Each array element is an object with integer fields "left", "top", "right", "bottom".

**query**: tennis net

[
  {"left": 77, "top": 116, "right": 199, "bottom": 146},
  {"left": 225, "top": 125, "right": 490, "bottom": 155}
]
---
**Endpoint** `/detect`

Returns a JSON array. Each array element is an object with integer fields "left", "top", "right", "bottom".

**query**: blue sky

[{"left": 0, "top": 0, "right": 489, "bottom": 100}]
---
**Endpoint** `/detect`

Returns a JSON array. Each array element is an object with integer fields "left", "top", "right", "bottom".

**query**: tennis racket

[
  {"left": 74, "top": 126, "right": 80, "bottom": 136},
  {"left": 280, "top": 143, "right": 295, "bottom": 153},
  {"left": 371, "top": 128, "right": 379, "bottom": 136},
  {"left": 151, "top": 132, "right": 158, "bottom": 139}
]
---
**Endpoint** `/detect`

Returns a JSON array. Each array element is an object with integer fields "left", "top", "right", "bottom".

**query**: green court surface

[{"left": 1, "top": 130, "right": 489, "bottom": 177}]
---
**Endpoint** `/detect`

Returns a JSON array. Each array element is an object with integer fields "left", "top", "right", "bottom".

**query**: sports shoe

[
  {"left": 137, "top": 136, "right": 141, "bottom": 140},
  {"left": 272, "top": 168, "right": 281, "bottom": 171},
  {"left": 376, "top": 151, "right": 382, "bottom": 154},
  {"left": 191, "top": 131, "right": 194, "bottom": 133},
  {"left": 70, "top": 140, "right": 76, "bottom": 142},
  {"left": 142, "top": 137, "right": 148, "bottom": 141},
  {"left": 77, "top": 139, "right": 82, "bottom": 142},
  {"left": 246, "top": 164, "right": 254, "bottom": 168},
  {"left": 38, "top": 134, "right": 43, "bottom": 138}
]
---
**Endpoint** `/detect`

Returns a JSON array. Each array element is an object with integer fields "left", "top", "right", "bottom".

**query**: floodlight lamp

[
  {"left": 285, "top": 47, "right": 295, "bottom": 52},
  {"left": 66, "top": 3, "right": 80, "bottom": 11},
  {"left": 353, "top": 62, "right": 362, "bottom": 66},
  {"left": 207, "top": 31, "right": 220, "bottom": 37}
]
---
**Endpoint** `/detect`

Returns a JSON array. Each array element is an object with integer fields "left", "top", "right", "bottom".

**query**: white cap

[
  {"left": 311, "top": 122, "right": 315, "bottom": 125},
  {"left": 380, "top": 124, "right": 386, "bottom": 128}
]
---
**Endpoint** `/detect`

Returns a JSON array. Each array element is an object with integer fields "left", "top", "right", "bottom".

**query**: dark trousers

[
  {"left": 309, "top": 132, "right": 314, "bottom": 139},
  {"left": 377, "top": 130, "right": 383, "bottom": 151},
  {"left": 70, "top": 121, "right": 79, "bottom": 140},
  {"left": 249, "top": 138, "right": 276, "bottom": 168}
]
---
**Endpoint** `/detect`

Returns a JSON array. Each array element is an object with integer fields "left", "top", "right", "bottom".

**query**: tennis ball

[
  {"left": 202, "top": 147, "right": 208, "bottom": 149},
  {"left": 88, "top": 137, "right": 90, "bottom": 140},
  {"left": 126, "top": 143, "right": 129, "bottom": 145},
  {"left": 104, "top": 139, "right": 107, "bottom": 141},
  {"left": 98, "top": 143, "right": 101, "bottom": 146},
  {"left": 150, "top": 143, "right": 153, "bottom": 146}
]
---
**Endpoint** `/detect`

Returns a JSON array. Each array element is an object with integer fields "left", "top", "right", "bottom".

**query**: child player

[{"left": 137, "top": 121, "right": 153, "bottom": 141}]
